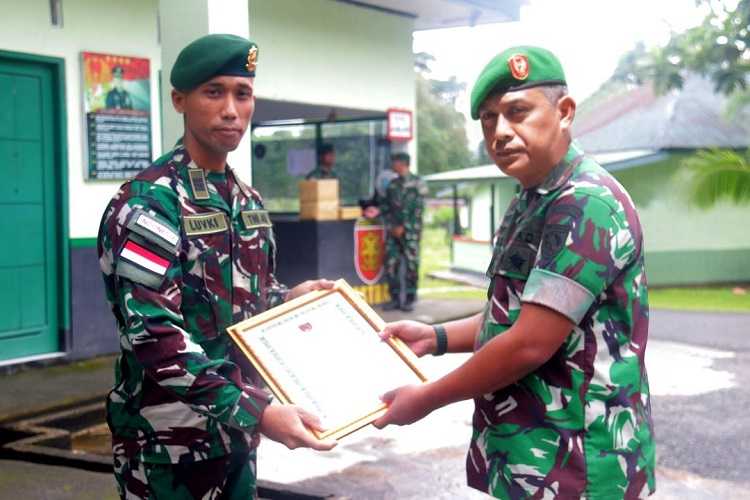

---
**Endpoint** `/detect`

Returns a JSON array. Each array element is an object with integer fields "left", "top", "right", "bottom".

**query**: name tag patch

[
  {"left": 126, "top": 210, "right": 180, "bottom": 254},
  {"left": 183, "top": 212, "right": 228, "bottom": 236},
  {"left": 241, "top": 210, "right": 272, "bottom": 230}
]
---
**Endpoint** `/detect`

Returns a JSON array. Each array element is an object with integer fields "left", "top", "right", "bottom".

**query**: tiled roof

[{"left": 573, "top": 75, "right": 750, "bottom": 153}]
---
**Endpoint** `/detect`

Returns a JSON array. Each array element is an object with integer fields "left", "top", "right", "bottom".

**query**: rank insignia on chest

[
  {"left": 188, "top": 168, "right": 210, "bottom": 200},
  {"left": 183, "top": 212, "right": 228, "bottom": 236},
  {"left": 241, "top": 209, "right": 272, "bottom": 230}
]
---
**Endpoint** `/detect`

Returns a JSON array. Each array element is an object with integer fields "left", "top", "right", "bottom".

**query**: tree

[
  {"left": 613, "top": 0, "right": 750, "bottom": 207},
  {"left": 683, "top": 148, "right": 750, "bottom": 207},
  {"left": 414, "top": 53, "right": 473, "bottom": 175}
]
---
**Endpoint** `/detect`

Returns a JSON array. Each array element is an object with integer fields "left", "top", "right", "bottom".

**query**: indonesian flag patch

[{"left": 120, "top": 240, "right": 170, "bottom": 276}]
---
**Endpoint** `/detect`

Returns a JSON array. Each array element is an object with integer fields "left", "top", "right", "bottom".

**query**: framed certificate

[{"left": 227, "top": 279, "right": 426, "bottom": 440}]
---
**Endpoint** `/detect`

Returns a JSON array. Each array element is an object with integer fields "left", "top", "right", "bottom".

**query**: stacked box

[
  {"left": 299, "top": 179, "right": 339, "bottom": 220},
  {"left": 338, "top": 206, "right": 362, "bottom": 219}
]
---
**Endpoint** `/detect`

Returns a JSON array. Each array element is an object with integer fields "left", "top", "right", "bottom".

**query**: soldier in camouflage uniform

[
  {"left": 375, "top": 46, "right": 656, "bottom": 499},
  {"left": 305, "top": 143, "right": 338, "bottom": 180},
  {"left": 98, "top": 34, "right": 336, "bottom": 499},
  {"left": 378, "top": 152, "right": 428, "bottom": 312}
]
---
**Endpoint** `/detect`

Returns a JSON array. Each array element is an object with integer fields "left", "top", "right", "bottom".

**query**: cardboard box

[
  {"left": 300, "top": 200, "right": 339, "bottom": 220},
  {"left": 298, "top": 179, "right": 339, "bottom": 203},
  {"left": 339, "top": 206, "right": 362, "bottom": 219}
]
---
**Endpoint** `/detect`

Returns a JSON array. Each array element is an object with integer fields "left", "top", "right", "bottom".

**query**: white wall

[{"left": 0, "top": 0, "right": 162, "bottom": 239}]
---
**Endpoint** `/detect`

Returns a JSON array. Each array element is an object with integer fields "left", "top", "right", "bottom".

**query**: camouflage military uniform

[
  {"left": 469, "top": 142, "right": 655, "bottom": 499},
  {"left": 98, "top": 144, "right": 287, "bottom": 498},
  {"left": 379, "top": 172, "right": 428, "bottom": 302},
  {"left": 305, "top": 166, "right": 337, "bottom": 180}
]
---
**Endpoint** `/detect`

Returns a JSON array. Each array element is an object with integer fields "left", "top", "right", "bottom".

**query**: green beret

[
  {"left": 470, "top": 46, "right": 566, "bottom": 119},
  {"left": 170, "top": 34, "right": 258, "bottom": 91},
  {"left": 391, "top": 152, "right": 410, "bottom": 165}
]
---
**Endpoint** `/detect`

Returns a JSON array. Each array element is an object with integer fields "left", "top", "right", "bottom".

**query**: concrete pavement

[{"left": 1, "top": 301, "right": 749, "bottom": 499}]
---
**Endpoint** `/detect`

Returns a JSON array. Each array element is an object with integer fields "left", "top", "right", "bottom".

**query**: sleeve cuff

[
  {"left": 522, "top": 268, "right": 595, "bottom": 324},
  {"left": 230, "top": 385, "right": 273, "bottom": 430}
]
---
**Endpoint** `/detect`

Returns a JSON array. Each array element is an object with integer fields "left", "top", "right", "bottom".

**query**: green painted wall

[
  {"left": 613, "top": 153, "right": 750, "bottom": 285},
  {"left": 453, "top": 152, "right": 750, "bottom": 286}
]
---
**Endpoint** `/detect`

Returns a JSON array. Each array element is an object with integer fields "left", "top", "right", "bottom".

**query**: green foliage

[
  {"left": 415, "top": 51, "right": 473, "bottom": 175},
  {"left": 611, "top": 1, "right": 750, "bottom": 208},
  {"left": 416, "top": 75, "right": 473, "bottom": 175},
  {"left": 425, "top": 205, "right": 455, "bottom": 229},
  {"left": 682, "top": 148, "right": 750, "bottom": 207},
  {"left": 613, "top": 0, "right": 750, "bottom": 96}
]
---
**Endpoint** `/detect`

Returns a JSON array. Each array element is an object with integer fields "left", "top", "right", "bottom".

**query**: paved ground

[
  {"left": 1, "top": 302, "right": 749, "bottom": 499},
  {"left": 648, "top": 309, "right": 750, "bottom": 486}
]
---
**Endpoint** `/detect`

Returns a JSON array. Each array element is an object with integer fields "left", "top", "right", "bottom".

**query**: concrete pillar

[{"left": 158, "top": 0, "right": 253, "bottom": 183}]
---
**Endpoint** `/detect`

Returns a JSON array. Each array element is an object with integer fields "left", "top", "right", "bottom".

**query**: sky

[{"left": 413, "top": 0, "right": 717, "bottom": 149}]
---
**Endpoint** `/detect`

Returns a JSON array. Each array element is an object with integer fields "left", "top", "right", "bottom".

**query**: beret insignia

[
  {"left": 508, "top": 54, "right": 530, "bottom": 80},
  {"left": 246, "top": 46, "right": 258, "bottom": 73}
]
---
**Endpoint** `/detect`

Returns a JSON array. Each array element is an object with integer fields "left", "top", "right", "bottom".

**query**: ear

[
  {"left": 171, "top": 89, "right": 186, "bottom": 114},
  {"left": 557, "top": 95, "right": 576, "bottom": 132}
]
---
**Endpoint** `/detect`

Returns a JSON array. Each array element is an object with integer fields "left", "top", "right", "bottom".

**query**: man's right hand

[
  {"left": 390, "top": 225, "right": 405, "bottom": 238},
  {"left": 258, "top": 404, "right": 337, "bottom": 451},
  {"left": 379, "top": 320, "right": 436, "bottom": 357}
]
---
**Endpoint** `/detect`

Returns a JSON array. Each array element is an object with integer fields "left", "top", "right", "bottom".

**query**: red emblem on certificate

[
  {"left": 508, "top": 54, "right": 530, "bottom": 80},
  {"left": 354, "top": 219, "right": 385, "bottom": 285}
]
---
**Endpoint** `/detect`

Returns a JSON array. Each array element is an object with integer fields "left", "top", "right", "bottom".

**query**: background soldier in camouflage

[
  {"left": 375, "top": 46, "right": 656, "bottom": 499},
  {"left": 305, "top": 143, "right": 338, "bottom": 180},
  {"left": 379, "top": 152, "right": 427, "bottom": 312},
  {"left": 98, "top": 34, "right": 336, "bottom": 500}
]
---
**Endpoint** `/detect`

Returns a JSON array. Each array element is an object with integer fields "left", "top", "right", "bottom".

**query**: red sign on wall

[{"left": 386, "top": 108, "right": 413, "bottom": 142}]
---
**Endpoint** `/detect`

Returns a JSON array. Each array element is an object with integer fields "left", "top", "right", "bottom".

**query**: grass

[
  {"left": 418, "top": 226, "right": 486, "bottom": 300},
  {"left": 649, "top": 286, "right": 750, "bottom": 312}
]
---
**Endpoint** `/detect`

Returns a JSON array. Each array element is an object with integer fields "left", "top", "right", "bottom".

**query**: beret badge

[
  {"left": 246, "top": 47, "right": 258, "bottom": 73},
  {"left": 507, "top": 54, "right": 530, "bottom": 80}
]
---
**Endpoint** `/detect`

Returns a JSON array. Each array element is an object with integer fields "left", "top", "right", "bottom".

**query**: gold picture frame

[{"left": 227, "top": 279, "right": 427, "bottom": 440}]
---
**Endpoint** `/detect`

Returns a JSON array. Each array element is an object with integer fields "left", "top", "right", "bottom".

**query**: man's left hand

[
  {"left": 286, "top": 279, "right": 335, "bottom": 302},
  {"left": 372, "top": 383, "right": 433, "bottom": 428}
]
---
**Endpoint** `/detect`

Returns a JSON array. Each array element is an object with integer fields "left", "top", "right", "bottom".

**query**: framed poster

[
  {"left": 82, "top": 51, "right": 152, "bottom": 180},
  {"left": 227, "top": 279, "right": 426, "bottom": 440}
]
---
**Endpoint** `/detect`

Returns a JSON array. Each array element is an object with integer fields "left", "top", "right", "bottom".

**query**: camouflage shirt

[
  {"left": 97, "top": 145, "right": 288, "bottom": 465},
  {"left": 379, "top": 172, "right": 428, "bottom": 234},
  {"left": 469, "top": 142, "right": 656, "bottom": 499},
  {"left": 305, "top": 166, "right": 338, "bottom": 180}
]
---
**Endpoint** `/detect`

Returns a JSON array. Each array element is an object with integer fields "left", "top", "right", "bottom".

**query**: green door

[{"left": 0, "top": 57, "right": 60, "bottom": 362}]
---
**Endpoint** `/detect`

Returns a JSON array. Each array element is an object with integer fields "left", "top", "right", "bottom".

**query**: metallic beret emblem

[
  {"left": 508, "top": 54, "right": 530, "bottom": 80},
  {"left": 246, "top": 46, "right": 258, "bottom": 72}
]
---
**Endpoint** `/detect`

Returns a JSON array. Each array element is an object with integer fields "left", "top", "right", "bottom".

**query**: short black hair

[
  {"left": 320, "top": 143, "right": 335, "bottom": 156},
  {"left": 391, "top": 152, "right": 410, "bottom": 165}
]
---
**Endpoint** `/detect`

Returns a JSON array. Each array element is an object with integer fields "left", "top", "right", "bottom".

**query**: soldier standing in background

[
  {"left": 379, "top": 152, "right": 428, "bottom": 312},
  {"left": 98, "top": 34, "right": 336, "bottom": 499},
  {"left": 375, "top": 46, "right": 655, "bottom": 499},
  {"left": 305, "top": 143, "right": 338, "bottom": 180}
]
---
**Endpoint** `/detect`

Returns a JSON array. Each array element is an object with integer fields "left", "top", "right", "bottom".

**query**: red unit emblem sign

[{"left": 354, "top": 219, "right": 385, "bottom": 285}]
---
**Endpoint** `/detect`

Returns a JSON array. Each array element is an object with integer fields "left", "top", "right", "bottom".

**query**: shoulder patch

[
  {"left": 241, "top": 209, "right": 272, "bottom": 230},
  {"left": 126, "top": 209, "right": 179, "bottom": 254},
  {"left": 183, "top": 212, "right": 228, "bottom": 236},
  {"left": 116, "top": 239, "right": 170, "bottom": 289}
]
